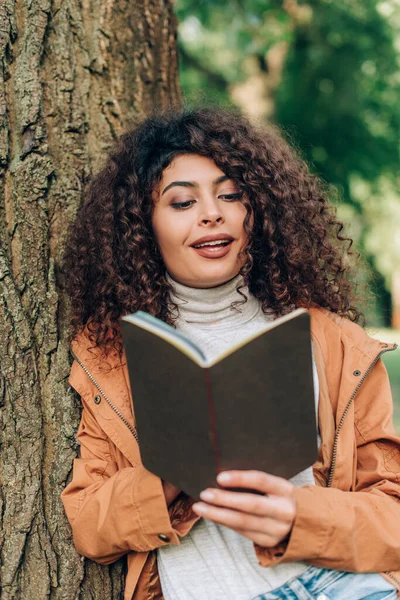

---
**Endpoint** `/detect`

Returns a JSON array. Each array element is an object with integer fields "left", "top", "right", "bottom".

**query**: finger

[
  {"left": 192, "top": 502, "right": 291, "bottom": 537},
  {"left": 199, "top": 488, "right": 295, "bottom": 522},
  {"left": 230, "top": 528, "right": 288, "bottom": 548},
  {"left": 217, "top": 470, "right": 294, "bottom": 497}
]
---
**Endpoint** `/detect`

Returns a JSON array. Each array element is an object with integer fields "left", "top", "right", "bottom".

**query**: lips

[
  {"left": 190, "top": 233, "right": 234, "bottom": 248},
  {"left": 191, "top": 239, "right": 233, "bottom": 259}
]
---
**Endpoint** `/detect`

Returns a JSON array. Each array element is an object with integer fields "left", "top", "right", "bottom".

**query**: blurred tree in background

[{"left": 175, "top": 0, "right": 400, "bottom": 329}]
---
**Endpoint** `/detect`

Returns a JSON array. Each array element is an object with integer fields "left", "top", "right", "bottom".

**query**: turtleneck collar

[{"left": 166, "top": 271, "right": 262, "bottom": 330}]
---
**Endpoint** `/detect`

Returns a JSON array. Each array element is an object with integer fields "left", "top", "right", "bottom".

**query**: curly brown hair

[{"left": 64, "top": 106, "right": 363, "bottom": 356}]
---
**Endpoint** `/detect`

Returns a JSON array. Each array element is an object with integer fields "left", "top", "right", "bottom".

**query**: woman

[{"left": 61, "top": 106, "right": 400, "bottom": 600}]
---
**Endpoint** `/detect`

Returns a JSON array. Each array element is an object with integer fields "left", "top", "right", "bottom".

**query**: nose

[{"left": 198, "top": 197, "right": 224, "bottom": 225}]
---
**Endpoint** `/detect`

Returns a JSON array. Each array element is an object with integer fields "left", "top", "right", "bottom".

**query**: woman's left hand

[{"left": 192, "top": 470, "right": 296, "bottom": 548}]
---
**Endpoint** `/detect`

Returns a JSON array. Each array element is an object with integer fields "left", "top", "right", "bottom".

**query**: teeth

[{"left": 194, "top": 239, "right": 231, "bottom": 248}]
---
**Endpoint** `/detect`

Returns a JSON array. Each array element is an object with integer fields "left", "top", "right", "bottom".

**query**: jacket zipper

[
  {"left": 327, "top": 345, "right": 397, "bottom": 487},
  {"left": 326, "top": 344, "right": 399, "bottom": 589},
  {"left": 385, "top": 570, "right": 400, "bottom": 589},
  {"left": 70, "top": 350, "right": 139, "bottom": 444}
]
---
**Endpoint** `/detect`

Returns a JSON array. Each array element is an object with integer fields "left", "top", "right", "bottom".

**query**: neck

[{"left": 166, "top": 272, "right": 261, "bottom": 329}]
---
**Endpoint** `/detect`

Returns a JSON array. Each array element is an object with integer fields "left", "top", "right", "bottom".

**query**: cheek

[
  {"left": 152, "top": 212, "right": 185, "bottom": 257},
  {"left": 152, "top": 212, "right": 168, "bottom": 256},
  {"left": 233, "top": 203, "right": 250, "bottom": 236}
]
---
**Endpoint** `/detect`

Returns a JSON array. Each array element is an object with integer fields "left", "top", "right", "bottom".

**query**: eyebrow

[{"left": 161, "top": 174, "right": 232, "bottom": 196}]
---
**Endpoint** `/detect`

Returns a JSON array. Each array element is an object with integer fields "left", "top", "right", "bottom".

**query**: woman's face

[{"left": 152, "top": 154, "right": 249, "bottom": 288}]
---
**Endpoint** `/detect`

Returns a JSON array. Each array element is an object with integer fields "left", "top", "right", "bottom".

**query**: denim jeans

[{"left": 252, "top": 566, "right": 397, "bottom": 600}]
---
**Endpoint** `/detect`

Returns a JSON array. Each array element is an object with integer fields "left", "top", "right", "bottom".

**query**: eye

[
  {"left": 170, "top": 200, "right": 196, "bottom": 210},
  {"left": 219, "top": 193, "right": 242, "bottom": 201}
]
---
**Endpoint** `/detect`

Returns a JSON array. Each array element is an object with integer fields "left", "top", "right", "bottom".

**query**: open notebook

[{"left": 120, "top": 308, "right": 317, "bottom": 500}]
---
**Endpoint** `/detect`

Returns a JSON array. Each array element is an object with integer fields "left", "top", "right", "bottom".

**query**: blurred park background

[
  {"left": 175, "top": 0, "right": 400, "bottom": 429},
  {"left": 1, "top": 2, "right": 399, "bottom": 593}
]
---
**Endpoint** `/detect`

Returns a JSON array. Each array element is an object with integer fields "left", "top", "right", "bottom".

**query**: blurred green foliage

[
  {"left": 176, "top": 0, "right": 400, "bottom": 327},
  {"left": 384, "top": 350, "right": 400, "bottom": 431},
  {"left": 276, "top": 1, "right": 400, "bottom": 196}
]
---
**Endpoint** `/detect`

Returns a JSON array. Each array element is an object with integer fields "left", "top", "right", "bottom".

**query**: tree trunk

[{"left": 0, "top": 0, "right": 181, "bottom": 597}]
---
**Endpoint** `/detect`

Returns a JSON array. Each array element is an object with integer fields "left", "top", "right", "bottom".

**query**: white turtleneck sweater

[{"left": 157, "top": 273, "right": 320, "bottom": 600}]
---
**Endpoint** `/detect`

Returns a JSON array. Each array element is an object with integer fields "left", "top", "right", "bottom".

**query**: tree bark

[{"left": 0, "top": 0, "right": 181, "bottom": 598}]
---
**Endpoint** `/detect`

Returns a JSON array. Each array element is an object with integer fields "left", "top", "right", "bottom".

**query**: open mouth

[
  {"left": 190, "top": 239, "right": 234, "bottom": 258},
  {"left": 192, "top": 240, "right": 232, "bottom": 249}
]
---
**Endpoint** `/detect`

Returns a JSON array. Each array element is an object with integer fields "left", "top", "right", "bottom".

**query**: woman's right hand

[{"left": 162, "top": 480, "right": 181, "bottom": 506}]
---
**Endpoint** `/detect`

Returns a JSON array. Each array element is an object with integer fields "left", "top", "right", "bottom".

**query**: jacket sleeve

[
  {"left": 61, "top": 393, "right": 182, "bottom": 565},
  {"left": 255, "top": 357, "right": 400, "bottom": 572}
]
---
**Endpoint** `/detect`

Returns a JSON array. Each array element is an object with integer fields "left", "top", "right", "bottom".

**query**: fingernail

[
  {"left": 217, "top": 472, "right": 231, "bottom": 483},
  {"left": 199, "top": 490, "right": 214, "bottom": 501}
]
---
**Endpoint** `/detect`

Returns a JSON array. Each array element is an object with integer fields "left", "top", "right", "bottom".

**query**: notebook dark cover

[{"left": 120, "top": 309, "right": 317, "bottom": 500}]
